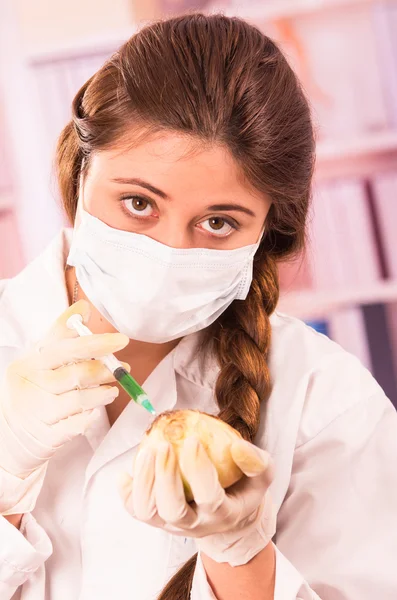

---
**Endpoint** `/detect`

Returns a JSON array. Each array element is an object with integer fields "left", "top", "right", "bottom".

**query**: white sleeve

[
  {"left": 0, "top": 293, "right": 52, "bottom": 598},
  {"left": 191, "top": 389, "right": 397, "bottom": 599},
  {"left": 0, "top": 513, "right": 52, "bottom": 600},
  {"left": 274, "top": 389, "right": 397, "bottom": 599}
]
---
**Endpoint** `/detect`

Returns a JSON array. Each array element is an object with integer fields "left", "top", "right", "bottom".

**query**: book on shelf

[
  {"left": 309, "top": 179, "right": 381, "bottom": 290},
  {"left": 371, "top": 172, "right": 397, "bottom": 279},
  {"left": 305, "top": 319, "right": 329, "bottom": 337},
  {"left": 278, "top": 175, "right": 385, "bottom": 299},
  {"left": 386, "top": 302, "right": 397, "bottom": 403},
  {"left": 373, "top": 0, "right": 397, "bottom": 128},
  {"left": 362, "top": 303, "right": 397, "bottom": 408}
]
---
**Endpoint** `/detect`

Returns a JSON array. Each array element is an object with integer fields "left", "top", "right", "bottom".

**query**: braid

[
  {"left": 212, "top": 249, "right": 279, "bottom": 441},
  {"left": 157, "top": 250, "right": 279, "bottom": 600}
]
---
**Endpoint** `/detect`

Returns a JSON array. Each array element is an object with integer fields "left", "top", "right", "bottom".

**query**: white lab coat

[{"left": 0, "top": 229, "right": 396, "bottom": 600}]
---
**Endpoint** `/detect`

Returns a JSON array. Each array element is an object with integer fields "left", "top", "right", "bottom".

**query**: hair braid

[{"left": 212, "top": 249, "right": 279, "bottom": 441}]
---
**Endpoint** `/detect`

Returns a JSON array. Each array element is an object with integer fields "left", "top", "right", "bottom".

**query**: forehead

[{"left": 88, "top": 131, "right": 263, "bottom": 201}]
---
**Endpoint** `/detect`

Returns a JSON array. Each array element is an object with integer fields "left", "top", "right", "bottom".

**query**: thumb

[
  {"left": 43, "top": 300, "right": 92, "bottom": 344},
  {"left": 231, "top": 440, "right": 273, "bottom": 481}
]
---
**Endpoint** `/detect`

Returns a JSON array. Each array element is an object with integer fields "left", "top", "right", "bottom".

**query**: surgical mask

[{"left": 67, "top": 209, "right": 262, "bottom": 343}]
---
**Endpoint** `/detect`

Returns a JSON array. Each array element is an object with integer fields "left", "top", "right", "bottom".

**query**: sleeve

[
  {"left": 274, "top": 389, "right": 397, "bottom": 599},
  {"left": 191, "top": 376, "right": 397, "bottom": 599},
  {"left": 0, "top": 331, "right": 52, "bottom": 599},
  {"left": 0, "top": 513, "right": 52, "bottom": 599}
]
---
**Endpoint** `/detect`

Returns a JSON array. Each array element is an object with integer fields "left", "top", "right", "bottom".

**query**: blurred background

[{"left": 0, "top": 0, "right": 397, "bottom": 405}]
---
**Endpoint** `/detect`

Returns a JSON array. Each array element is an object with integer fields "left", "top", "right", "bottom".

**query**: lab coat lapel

[{"left": 83, "top": 349, "right": 178, "bottom": 494}]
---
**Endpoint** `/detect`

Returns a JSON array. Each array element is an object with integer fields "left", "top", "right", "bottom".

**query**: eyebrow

[
  {"left": 111, "top": 178, "right": 256, "bottom": 217},
  {"left": 206, "top": 204, "right": 256, "bottom": 218},
  {"left": 111, "top": 177, "right": 170, "bottom": 199}
]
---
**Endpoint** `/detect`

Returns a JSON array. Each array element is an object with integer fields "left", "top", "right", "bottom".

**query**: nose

[{"left": 153, "top": 221, "right": 194, "bottom": 249}]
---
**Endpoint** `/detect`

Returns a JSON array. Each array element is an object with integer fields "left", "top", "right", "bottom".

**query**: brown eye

[
  {"left": 200, "top": 217, "right": 236, "bottom": 237},
  {"left": 122, "top": 196, "right": 154, "bottom": 218},
  {"left": 132, "top": 198, "right": 148, "bottom": 211},
  {"left": 209, "top": 217, "right": 226, "bottom": 230}
]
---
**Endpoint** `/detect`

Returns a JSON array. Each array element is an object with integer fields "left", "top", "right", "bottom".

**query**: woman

[{"left": 0, "top": 13, "right": 396, "bottom": 600}]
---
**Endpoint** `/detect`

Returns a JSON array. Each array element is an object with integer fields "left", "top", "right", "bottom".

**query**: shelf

[
  {"left": 315, "top": 130, "right": 397, "bottom": 181},
  {"left": 27, "top": 28, "right": 136, "bottom": 66},
  {"left": 222, "top": 0, "right": 394, "bottom": 22},
  {"left": 278, "top": 280, "right": 397, "bottom": 320}
]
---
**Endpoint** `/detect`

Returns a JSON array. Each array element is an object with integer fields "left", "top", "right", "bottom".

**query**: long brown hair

[{"left": 56, "top": 13, "right": 315, "bottom": 598}]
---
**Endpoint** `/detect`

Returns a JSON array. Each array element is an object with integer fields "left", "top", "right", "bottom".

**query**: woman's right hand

[{"left": 0, "top": 300, "right": 129, "bottom": 515}]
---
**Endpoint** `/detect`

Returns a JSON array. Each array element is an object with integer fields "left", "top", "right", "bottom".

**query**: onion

[{"left": 139, "top": 409, "right": 244, "bottom": 502}]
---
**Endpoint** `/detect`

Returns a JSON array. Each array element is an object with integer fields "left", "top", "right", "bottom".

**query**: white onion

[{"left": 139, "top": 409, "right": 244, "bottom": 502}]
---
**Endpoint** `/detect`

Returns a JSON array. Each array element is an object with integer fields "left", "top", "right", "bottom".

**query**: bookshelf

[
  {"left": 279, "top": 280, "right": 397, "bottom": 320},
  {"left": 222, "top": 0, "right": 395, "bottom": 22},
  {"left": 219, "top": 0, "right": 397, "bottom": 323},
  {"left": 316, "top": 130, "right": 397, "bottom": 181}
]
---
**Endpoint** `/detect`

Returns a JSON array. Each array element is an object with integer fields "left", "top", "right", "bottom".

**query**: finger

[
  {"left": 43, "top": 385, "right": 119, "bottom": 425},
  {"left": 30, "top": 333, "right": 129, "bottom": 370},
  {"left": 230, "top": 440, "right": 273, "bottom": 482},
  {"left": 154, "top": 442, "right": 196, "bottom": 527},
  {"left": 132, "top": 447, "right": 157, "bottom": 522},
  {"left": 42, "top": 300, "right": 92, "bottom": 343},
  {"left": 28, "top": 360, "right": 131, "bottom": 394},
  {"left": 119, "top": 471, "right": 166, "bottom": 527},
  {"left": 179, "top": 436, "right": 225, "bottom": 511},
  {"left": 223, "top": 468, "right": 272, "bottom": 522},
  {"left": 50, "top": 407, "right": 102, "bottom": 443}
]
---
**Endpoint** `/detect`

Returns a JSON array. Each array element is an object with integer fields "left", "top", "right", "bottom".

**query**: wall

[
  {"left": 14, "top": 0, "right": 134, "bottom": 55},
  {"left": 0, "top": 0, "right": 135, "bottom": 263}
]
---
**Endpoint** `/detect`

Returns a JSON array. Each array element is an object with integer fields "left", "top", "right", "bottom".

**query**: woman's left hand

[{"left": 119, "top": 436, "right": 275, "bottom": 566}]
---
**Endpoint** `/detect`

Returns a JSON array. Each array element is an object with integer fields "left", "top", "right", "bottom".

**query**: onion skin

[{"left": 139, "top": 409, "right": 244, "bottom": 502}]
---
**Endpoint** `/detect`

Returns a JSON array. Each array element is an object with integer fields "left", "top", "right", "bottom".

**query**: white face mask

[{"left": 67, "top": 209, "right": 262, "bottom": 343}]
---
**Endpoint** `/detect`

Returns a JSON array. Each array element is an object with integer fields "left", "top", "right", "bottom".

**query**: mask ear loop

[
  {"left": 236, "top": 225, "right": 267, "bottom": 299},
  {"left": 74, "top": 156, "right": 88, "bottom": 224},
  {"left": 67, "top": 159, "right": 86, "bottom": 274},
  {"left": 257, "top": 226, "right": 266, "bottom": 245},
  {"left": 251, "top": 225, "right": 266, "bottom": 258}
]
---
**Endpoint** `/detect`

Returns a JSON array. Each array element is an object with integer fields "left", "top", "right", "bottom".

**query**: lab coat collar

[
  {"left": 83, "top": 347, "right": 179, "bottom": 495},
  {"left": 173, "top": 332, "right": 219, "bottom": 390}
]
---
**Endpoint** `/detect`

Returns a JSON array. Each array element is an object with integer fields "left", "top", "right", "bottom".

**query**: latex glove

[
  {"left": 119, "top": 436, "right": 275, "bottom": 566},
  {"left": 0, "top": 300, "right": 129, "bottom": 515}
]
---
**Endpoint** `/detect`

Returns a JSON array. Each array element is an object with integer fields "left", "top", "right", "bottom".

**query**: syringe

[{"left": 66, "top": 314, "right": 156, "bottom": 416}]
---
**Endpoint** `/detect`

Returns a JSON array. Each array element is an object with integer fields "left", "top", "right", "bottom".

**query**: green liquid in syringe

[{"left": 113, "top": 367, "right": 156, "bottom": 415}]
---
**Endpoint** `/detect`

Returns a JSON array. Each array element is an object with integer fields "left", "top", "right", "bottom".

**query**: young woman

[{"left": 0, "top": 13, "right": 396, "bottom": 600}]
